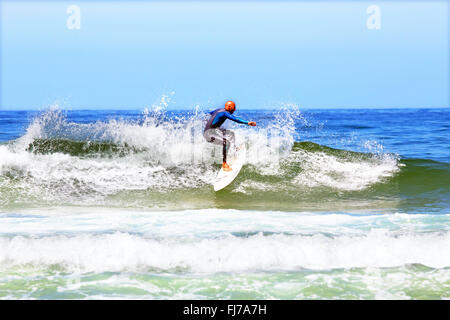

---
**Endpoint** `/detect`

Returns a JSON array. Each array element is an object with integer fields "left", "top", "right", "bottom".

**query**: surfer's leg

[
  {"left": 221, "top": 129, "right": 228, "bottom": 163},
  {"left": 204, "top": 128, "right": 223, "bottom": 145},
  {"left": 204, "top": 129, "right": 230, "bottom": 169},
  {"left": 222, "top": 136, "right": 227, "bottom": 163},
  {"left": 204, "top": 129, "right": 232, "bottom": 171},
  {"left": 224, "top": 130, "right": 235, "bottom": 151},
  {"left": 220, "top": 129, "right": 233, "bottom": 171},
  {"left": 221, "top": 129, "right": 237, "bottom": 159}
]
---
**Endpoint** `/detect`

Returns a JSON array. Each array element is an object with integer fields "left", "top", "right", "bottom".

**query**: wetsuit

[{"left": 204, "top": 108, "right": 248, "bottom": 163}]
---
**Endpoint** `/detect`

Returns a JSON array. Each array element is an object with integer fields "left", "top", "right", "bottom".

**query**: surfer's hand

[{"left": 248, "top": 121, "right": 256, "bottom": 126}]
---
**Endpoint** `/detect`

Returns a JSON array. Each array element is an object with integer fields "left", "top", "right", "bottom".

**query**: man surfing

[{"left": 204, "top": 101, "right": 256, "bottom": 171}]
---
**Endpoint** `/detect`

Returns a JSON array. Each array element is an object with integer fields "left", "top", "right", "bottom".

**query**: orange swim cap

[{"left": 225, "top": 101, "right": 236, "bottom": 113}]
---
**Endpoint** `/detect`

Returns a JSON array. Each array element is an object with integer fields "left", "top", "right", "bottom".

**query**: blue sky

[{"left": 1, "top": 1, "right": 449, "bottom": 110}]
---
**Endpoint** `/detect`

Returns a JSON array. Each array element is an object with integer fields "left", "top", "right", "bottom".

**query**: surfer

[{"left": 204, "top": 101, "right": 256, "bottom": 171}]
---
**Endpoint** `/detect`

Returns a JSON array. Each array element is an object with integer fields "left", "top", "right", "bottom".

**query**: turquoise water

[{"left": 0, "top": 107, "right": 449, "bottom": 299}]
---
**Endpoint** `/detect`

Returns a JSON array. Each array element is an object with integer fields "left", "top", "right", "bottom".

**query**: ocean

[{"left": 0, "top": 106, "right": 449, "bottom": 299}]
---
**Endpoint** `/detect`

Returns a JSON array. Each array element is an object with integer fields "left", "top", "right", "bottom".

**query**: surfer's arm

[{"left": 225, "top": 113, "right": 251, "bottom": 125}]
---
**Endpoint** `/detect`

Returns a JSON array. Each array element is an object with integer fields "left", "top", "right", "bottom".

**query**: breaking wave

[{"left": 0, "top": 107, "right": 448, "bottom": 211}]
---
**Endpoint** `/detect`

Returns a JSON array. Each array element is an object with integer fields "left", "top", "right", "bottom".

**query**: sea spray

[
  {"left": 0, "top": 108, "right": 449, "bottom": 299},
  {"left": 0, "top": 106, "right": 432, "bottom": 211}
]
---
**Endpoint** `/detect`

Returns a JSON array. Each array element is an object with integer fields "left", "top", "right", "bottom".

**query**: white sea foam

[
  {"left": 0, "top": 104, "right": 401, "bottom": 206},
  {"left": 0, "top": 229, "right": 448, "bottom": 273},
  {"left": 0, "top": 209, "right": 448, "bottom": 273},
  {"left": 3, "top": 208, "right": 448, "bottom": 238},
  {"left": 291, "top": 149, "right": 399, "bottom": 190}
]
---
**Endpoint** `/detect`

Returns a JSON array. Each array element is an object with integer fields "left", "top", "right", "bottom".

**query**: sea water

[{"left": 0, "top": 106, "right": 449, "bottom": 299}]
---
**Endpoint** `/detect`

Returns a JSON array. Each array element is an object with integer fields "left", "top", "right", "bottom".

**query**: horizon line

[{"left": 0, "top": 106, "right": 449, "bottom": 112}]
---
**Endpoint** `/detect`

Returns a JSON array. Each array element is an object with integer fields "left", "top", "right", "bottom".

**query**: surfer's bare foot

[{"left": 222, "top": 162, "right": 232, "bottom": 171}]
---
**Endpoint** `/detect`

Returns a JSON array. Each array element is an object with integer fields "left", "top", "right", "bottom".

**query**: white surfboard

[{"left": 213, "top": 144, "right": 246, "bottom": 191}]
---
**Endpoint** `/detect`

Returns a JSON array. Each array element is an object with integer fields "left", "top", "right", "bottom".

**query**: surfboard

[{"left": 213, "top": 144, "right": 246, "bottom": 191}]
